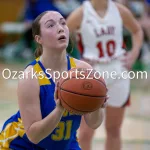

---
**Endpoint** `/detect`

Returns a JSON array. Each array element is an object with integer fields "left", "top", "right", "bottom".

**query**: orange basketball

[{"left": 57, "top": 68, "right": 107, "bottom": 115}]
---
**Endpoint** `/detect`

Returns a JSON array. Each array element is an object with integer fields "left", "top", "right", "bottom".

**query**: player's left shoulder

[
  {"left": 74, "top": 58, "right": 93, "bottom": 69},
  {"left": 114, "top": 2, "right": 133, "bottom": 18}
]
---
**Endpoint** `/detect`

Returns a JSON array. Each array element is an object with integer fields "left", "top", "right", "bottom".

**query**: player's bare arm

[
  {"left": 66, "top": 6, "right": 83, "bottom": 33},
  {"left": 18, "top": 66, "right": 65, "bottom": 144},
  {"left": 67, "top": 8, "right": 100, "bottom": 65},
  {"left": 74, "top": 59, "right": 105, "bottom": 129},
  {"left": 116, "top": 2, "right": 144, "bottom": 70}
]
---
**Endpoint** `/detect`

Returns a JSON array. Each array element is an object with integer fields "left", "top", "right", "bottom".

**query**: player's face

[{"left": 39, "top": 11, "right": 69, "bottom": 51}]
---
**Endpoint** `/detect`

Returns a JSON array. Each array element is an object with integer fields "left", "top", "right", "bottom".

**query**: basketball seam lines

[
  {"left": 58, "top": 76, "right": 107, "bottom": 89},
  {"left": 60, "top": 91, "right": 99, "bottom": 113},
  {"left": 60, "top": 88, "right": 106, "bottom": 98}
]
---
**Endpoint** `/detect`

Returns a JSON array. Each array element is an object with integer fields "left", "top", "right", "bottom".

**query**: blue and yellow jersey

[{"left": 0, "top": 55, "right": 82, "bottom": 150}]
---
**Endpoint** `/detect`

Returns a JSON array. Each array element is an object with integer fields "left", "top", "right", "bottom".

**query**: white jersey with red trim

[{"left": 77, "top": 0, "right": 125, "bottom": 62}]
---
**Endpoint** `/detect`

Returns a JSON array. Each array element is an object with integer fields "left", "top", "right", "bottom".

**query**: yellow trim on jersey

[
  {"left": 35, "top": 57, "right": 40, "bottom": 62},
  {"left": 33, "top": 63, "right": 51, "bottom": 86},
  {"left": 69, "top": 57, "right": 76, "bottom": 68},
  {"left": 0, "top": 118, "right": 25, "bottom": 149},
  {"left": 33, "top": 56, "right": 76, "bottom": 86}
]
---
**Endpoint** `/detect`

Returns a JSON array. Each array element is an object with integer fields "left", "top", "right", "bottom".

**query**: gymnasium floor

[{"left": 0, "top": 63, "right": 150, "bottom": 150}]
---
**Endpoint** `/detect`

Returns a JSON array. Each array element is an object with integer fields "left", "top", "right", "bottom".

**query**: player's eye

[
  {"left": 46, "top": 22, "right": 55, "bottom": 28},
  {"left": 48, "top": 24, "right": 54, "bottom": 28},
  {"left": 62, "top": 21, "right": 66, "bottom": 25}
]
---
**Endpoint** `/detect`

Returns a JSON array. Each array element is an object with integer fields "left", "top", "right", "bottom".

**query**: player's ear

[{"left": 35, "top": 35, "right": 42, "bottom": 45}]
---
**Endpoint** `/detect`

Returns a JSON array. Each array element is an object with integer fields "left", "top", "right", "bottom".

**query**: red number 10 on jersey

[{"left": 97, "top": 40, "right": 116, "bottom": 58}]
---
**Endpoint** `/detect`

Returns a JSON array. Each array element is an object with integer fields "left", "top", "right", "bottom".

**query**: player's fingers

[
  {"left": 54, "top": 82, "right": 58, "bottom": 100},
  {"left": 106, "top": 95, "right": 109, "bottom": 100},
  {"left": 54, "top": 89, "right": 57, "bottom": 100},
  {"left": 56, "top": 99, "right": 60, "bottom": 105},
  {"left": 101, "top": 95, "right": 109, "bottom": 108},
  {"left": 101, "top": 101, "right": 108, "bottom": 108}
]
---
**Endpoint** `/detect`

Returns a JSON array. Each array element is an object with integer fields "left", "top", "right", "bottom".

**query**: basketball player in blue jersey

[{"left": 0, "top": 11, "right": 105, "bottom": 150}]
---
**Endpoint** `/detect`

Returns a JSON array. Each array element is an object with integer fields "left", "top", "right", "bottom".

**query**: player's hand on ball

[
  {"left": 101, "top": 95, "right": 109, "bottom": 108},
  {"left": 56, "top": 68, "right": 107, "bottom": 115},
  {"left": 54, "top": 82, "right": 65, "bottom": 113}
]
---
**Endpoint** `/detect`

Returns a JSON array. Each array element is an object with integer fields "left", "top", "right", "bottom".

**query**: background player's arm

[
  {"left": 75, "top": 59, "right": 105, "bottom": 129},
  {"left": 67, "top": 8, "right": 100, "bottom": 65},
  {"left": 66, "top": 6, "right": 83, "bottom": 33},
  {"left": 17, "top": 66, "right": 65, "bottom": 144},
  {"left": 116, "top": 3, "right": 143, "bottom": 69}
]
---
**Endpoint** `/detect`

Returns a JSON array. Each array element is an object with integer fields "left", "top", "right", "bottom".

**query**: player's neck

[
  {"left": 40, "top": 48, "right": 67, "bottom": 72},
  {"left": 91, "top": 0, "right": 108, "bottom": 11}
]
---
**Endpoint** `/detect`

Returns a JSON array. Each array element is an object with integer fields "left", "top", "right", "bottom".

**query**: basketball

[{"left": 57, "top": 68, "right": 107, "bottom": 115}]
